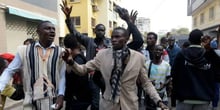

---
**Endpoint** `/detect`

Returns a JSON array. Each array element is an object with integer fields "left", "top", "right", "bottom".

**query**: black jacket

[
  {"left": 65, "top": 18, "right": 143, "bottom": 61},
  {"left": 172, "top": 46, "right": 220, "bottom": 101},
  {"left": 64, "top": 54, "right": 92, "bottom": 102}
]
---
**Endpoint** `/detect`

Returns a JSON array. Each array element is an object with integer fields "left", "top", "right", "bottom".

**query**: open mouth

[
  {"left": 50, "top": 34, "right": 55, "bottom": 37},
  {"left": 48, "top": 35, "right": 55, "bottom": 41}
]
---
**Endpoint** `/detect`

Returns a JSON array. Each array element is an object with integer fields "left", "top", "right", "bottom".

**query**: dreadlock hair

[{"left": 64, "top": 34, "right": 80, "bottom": 49}]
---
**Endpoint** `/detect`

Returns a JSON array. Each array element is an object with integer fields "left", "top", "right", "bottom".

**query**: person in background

[
  {"left": 181, "top": 41, "right": 190, "bottom": 49},
  {"left": 63, "top": 34, "right": 92, "bottom": 110},
  {"left": 166, "top": 32, "right": 171, "bottom": 38},
  {"left": 202, "top": 34, "right": 219, "bottom": 110},
  {"left": 172, "top": 28, "right": 220, "bottom": 110},
  {"left": 166, "top": 36, "right": 181, "bottom": 109},
  {"left": 0, "top": 57, "right": 13, "bottom": 110},
  {"left": 0, "top": 54, "right": 24, "bottom": 110},
  {"left": 167, "top": 36, "right": 181, "bottom": 67},
  {"left": 145, "top": 32, "right": 170, "bottom": 62},
  {"left": 160, "top": 37, "right": 168, "bottom": 49},
  {"left": 23, "top": 38, "right": 34, "bottom": 45},
  {"left": 145, "top": 45, "right": 171, "bottom": 110}
]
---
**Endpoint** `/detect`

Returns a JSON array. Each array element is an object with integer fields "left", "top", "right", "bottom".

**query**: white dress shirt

[{"left": 0, "top": 42, "right": 66, "bottom": 95}]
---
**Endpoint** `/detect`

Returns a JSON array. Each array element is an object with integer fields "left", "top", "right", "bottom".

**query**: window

[
  {"left": 209, "top": 6, "right": 215, "bottom": 20},
  {"left": 109, "top": 21, "right": 112, "bottom": 28},
  {"left": 91, "top": 18, "right": 96, "bottom": 28},
  {"left": 109, "top": 1, "right": 112, "bottom": 10},
  {"left": 200, "top": 13, "right": 204, "bottom": 24},
  {"left": 188, "top": 0, "right": 192, "bottom": 5},
  {"left": 113, "top": 21, "right": 117, "bottom": 28},
  {"left": 71, "top": 16, "right": 80, "bottom": 26},
  {"left": 91, "top": 0, "right": 95, "bottom": 4},
  {"left": 193, "top": 17, "right": 197, "bottom": 27},
  {"left": 70, "top": 0, "right": 80, "bottom": 2}
]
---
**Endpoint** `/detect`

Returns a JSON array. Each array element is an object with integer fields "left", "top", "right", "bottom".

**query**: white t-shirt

[{"left": 145, "top": 60, "right": 171, "bottom": 101}]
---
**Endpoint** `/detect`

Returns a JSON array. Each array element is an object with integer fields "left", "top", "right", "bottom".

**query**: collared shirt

[
  {"left": 167, "top": 43, "right": 181, "bottom": 66},
  {"left": 0, "top": 42, "right": 66, "bottom": 95}
]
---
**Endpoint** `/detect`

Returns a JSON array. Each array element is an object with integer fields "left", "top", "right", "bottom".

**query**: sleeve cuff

[{"left": 214, "top": 50, "right": 220, "bottom": 56}]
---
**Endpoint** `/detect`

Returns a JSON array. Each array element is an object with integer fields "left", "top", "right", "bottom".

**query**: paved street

[
  {"left": 4, "top": 98, "right": 66, "bottom": 110},
  {"left": 4, "top": 98, "right": 22, "bottom": 110},
  {"left": 4, "top": 97, "right": 220, "bottom": 110}
]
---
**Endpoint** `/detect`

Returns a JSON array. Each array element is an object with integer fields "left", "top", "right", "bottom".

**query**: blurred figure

[
  {"left": 63, "top": 34, "right": 92, "bottom": 110},
  {"left": 145, "top": 32, "right": 170, "bottom": 62},
  {"left": 166, "top": 32, "right": 171, "bottom": 38},
  {"left": 160, "top": 37, "right": 168, "bottom": 49},
  {"left": 202, "top": 34, "right": 219, "bottom": 110},
  {"left": 23, "top": 38, "right": 34, "bottom": 45},
  {"left": 201, "top": 35, "right": 212, "bottom": 50},
  {"left": 167, "top": 36, "right": 181, "bottom": 66},
  {"left": 0, "top": 54, "right": 24, "bottom": 110},
  {"left": 181, "top": 41, "right": 190, "bottom": 49},
  {"left": 172, "top": 29, "right": 220, "bottom": 110},
  {"left": 166, "top": 36, "right": 181, "bottom": 109},
  {"left": 0, "top": 57, "right": 11, "bottom": 110},
  {"left": 145, "top": 45, "right": 171, "bottom": 110}
]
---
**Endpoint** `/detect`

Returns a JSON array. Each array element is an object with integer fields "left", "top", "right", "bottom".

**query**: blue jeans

[{"left": 212, "top": 83, "right": 220, "bottom": 107}]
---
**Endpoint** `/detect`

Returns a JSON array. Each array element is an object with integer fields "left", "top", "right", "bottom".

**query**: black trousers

[{"left": 65, "top": 99, "right": 90, "bottom": 110}]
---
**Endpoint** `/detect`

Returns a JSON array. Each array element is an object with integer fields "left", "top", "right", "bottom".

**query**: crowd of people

[{"left": 0, "top": 0, "right": 220, "bottom": 110}]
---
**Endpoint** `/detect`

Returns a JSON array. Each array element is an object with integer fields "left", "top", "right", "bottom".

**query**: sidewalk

[
  {"left": 4, "top": 98, "right": 23, "bottom": 110},
  {"left": 4, "top": 98, "right": 66, "bottom": 110}
]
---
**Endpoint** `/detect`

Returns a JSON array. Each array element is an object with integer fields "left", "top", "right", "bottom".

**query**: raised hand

[
  {"left": 158, "top": 101, "right": 169, "bottom": 110},
  {"left": 60, "top": 0, "right": 72, "bottom": 18},
  {"left": 115, "top": 5, "right": 130, "bottom": 22},
  {"left": 54, "top": 95, "right": 64, "bottom": 110},
  {"left": 130, "top": 10, "right": 138, "bottom": 24},
  {"left": 62, "top": 48, "right": 72, "bottom": 63}
]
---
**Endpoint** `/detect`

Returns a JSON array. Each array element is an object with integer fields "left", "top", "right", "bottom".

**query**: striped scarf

[{"left": 110, "top": 46, "right": 130, "bottom": 103}]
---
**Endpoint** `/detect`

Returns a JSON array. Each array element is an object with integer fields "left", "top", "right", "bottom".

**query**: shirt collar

[
  {"left": 189, "top": 45, "right": 202, "bottom": 48},
  {"left": 35, "top": 41, "right": 56, "bottom": 49}
]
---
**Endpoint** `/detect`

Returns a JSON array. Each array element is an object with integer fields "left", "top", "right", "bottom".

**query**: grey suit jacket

[{"left": 68, "top": 48, "right": 161, "bottom": 110}]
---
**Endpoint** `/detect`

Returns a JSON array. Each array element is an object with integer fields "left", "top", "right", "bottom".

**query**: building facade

[
  {"left": 66, "top": 0, "right": 124, "bottom": 37},
  {"left": 136, "top": 17, "right": 150, "bottom": 35},
  {"left": 187, "top": 0, "right": 220, "bottom": 36},
  {"left": 0, "top": 0, "right": 60, "bottom": 54}
]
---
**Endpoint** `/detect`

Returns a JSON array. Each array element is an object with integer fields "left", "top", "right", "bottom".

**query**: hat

[
  {"left": 0, "top": 53, "right": 15, "bottom": 63},
  {"left": 188, "top": 29, "right": 203, "bottom": 44}
]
